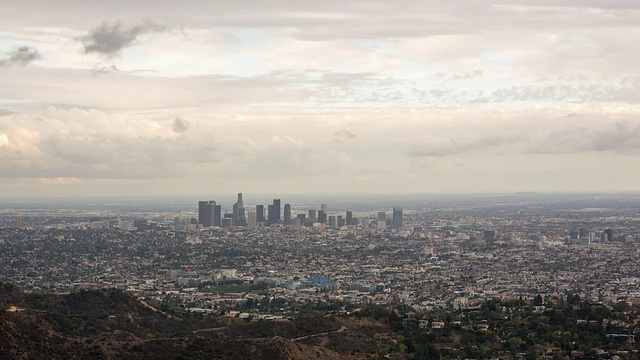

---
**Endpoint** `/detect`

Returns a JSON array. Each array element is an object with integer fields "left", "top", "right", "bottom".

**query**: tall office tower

[
  {"left": 284, "top": 203, "right": 292, "bottom": 225},
  {"left": 232, "top": 193, "right": 246, "bottom": 226},
  {"left": 198, "top": 201, "right": 208, "bottom": 227},
  {"left": 15, "top": 216, "right": 23, "bottom": 229},
  {"left": 337, "top": 216, "right": 345, "bottom": 227},
  {"left": 237, "top": 193, "right": 244, "bottom": 209},
  {"left": 268, "top": 199, "right": 281, "bottom": 225},
  {"left": 232, "top": 203, "right": 238, "bottom": 226},
  {"left": 328, "top": 215, "right": 336, "bottom": 227},
  {"left": 579, "top": 228, "right": 588, "bottom": 239},
  {"left": 274, "top": 199, "right": 281, "bottom": 223},
  {"left": 318, "top": 210, "right": 327, "bottom": 224},
  {"left": 205, "top": 201, "right": 215, "bottom": 227},
  {"left": 346, "top": 211, "right": 353, "bottom": 226},
  {"left": 377, "top": 211, "right": 386, "bottom": 222},
  {"left": 212, "top": 204, "right": 222, "bottom": 226},
  {"left": 320, "top": 204, "right": 327, "bottom": 213},
  {"left": 247, "top": 211, "right": 257, "bottom": 227},
  {"left": 199, "top": 200, "right": 217, "bottom": 227},
  {"left": 308, "top": 209, "right": 317, "bottom": 223},
  {"left": 604, "top": 228, "right": 614, "bottom": 242},
  {"left": 256, "top": 205, "right": 265, "bottom": 223},
  {"left": 392, "top": 207, "right": 403, "bottom": 229},
  {"left": 267, "top": 204, "right": 276, "bottom": 225},
  {"left": 569, "top": 230, "right": 579, "bottom": 244}
]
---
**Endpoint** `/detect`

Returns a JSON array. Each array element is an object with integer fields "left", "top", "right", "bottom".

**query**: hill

[{"left": 0, "top": 283, "right": 363, "bottom": 359}]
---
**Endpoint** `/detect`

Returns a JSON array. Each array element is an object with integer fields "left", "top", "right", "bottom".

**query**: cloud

[
  {"left": 0, "top": 46, "right": 40, "bottom": 66},
  {"left": 91, "top": 63, "right": 118, "bottom": 76},
  {"left": 80, "top": 19, "right": 171, "bottom": 56},
  {"left": 239, "top": 134, "right": 352, "bottom": 178},
  {"left": 334, "top": 129, "right": 356, "bottom": 139},
  {"left": 409, "top": 133, "right": 522, "bottom": 157},
  {"left": 0, "top": 108, "right": 14, "bottom": 117},
  {"left": 37, "top": 177, "right": 83, "bottom": 185},
  {"left": 172, "top": 117, "right": 189, "bottom": 133},
  {"left": 408, "top": 111, "right": 640, "bottom": 158},
  {"left": 526, "top": 119, "right": 640, "bottom": 155}
]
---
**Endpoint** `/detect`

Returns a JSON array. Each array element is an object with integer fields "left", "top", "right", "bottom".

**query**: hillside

[
  {"left": 0, "top": 283, "right": 362, "bottom": 359},
  {"left": 7, "top": 283, "right": 637, "bottom": 359}
]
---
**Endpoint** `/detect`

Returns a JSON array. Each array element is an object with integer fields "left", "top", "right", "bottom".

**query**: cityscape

[
  {"left": 2, "top": 193, "right": 640, "bottom": 306},
  {"left": 3, "top": 0, "right": 640, "bottom": 358},
  {"left": 196, "top": 193, "right": 403, "bottom": 230},
  {"left": 3, "top": 193, "right": 640, "bottom": 358}
]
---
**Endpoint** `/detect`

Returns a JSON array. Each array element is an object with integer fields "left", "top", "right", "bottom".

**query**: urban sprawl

[{"left": 2, "top": 194, "right": 640, "bottom": 319}]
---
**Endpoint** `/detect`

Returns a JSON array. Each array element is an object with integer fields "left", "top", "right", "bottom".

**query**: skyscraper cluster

[{"left": 197, "top": 194, "right": 403, "bottom": 230}]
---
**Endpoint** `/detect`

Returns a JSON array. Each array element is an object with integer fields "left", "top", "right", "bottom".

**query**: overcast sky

[{"left": 1, "top": 0, "right": 639, "bottom": 198}]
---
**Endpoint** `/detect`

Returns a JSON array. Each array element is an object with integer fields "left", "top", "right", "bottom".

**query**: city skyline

[
  {"left": 2, "top": 1, "right": 640, "bottom": 198},
  {"left": 196, "top": 193, "right": 403, "bottom": 229}
]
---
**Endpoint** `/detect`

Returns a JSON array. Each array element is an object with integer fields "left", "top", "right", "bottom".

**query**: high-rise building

[
  {"left": 268, "top": 199, "right": 281, "bottom": 225},
  {"left": 392, "top": 207, "right": 403, "bottom": 229},
  {"left": 569, "top": 230, "right": 579, "bottom": 244},
  {"left": 247, "top": 211, "right": 257, "bottom": 227},
  {"left": 579, "top": 228, "right": 588, "bottom": 239},
  {"left": 273, "top": 199, "right": 281, "bottom": 223},
  {"left": 377, "top": 212, "right": 386, "bottom": 222},
  {"left": 232, "top": 203, "right": 238, "bottom": 225},
  {"left": 237, "top": 193, "right": 244, "bottom": 209},
  {"left": 256, "top": 205, "right": 264, "bottom": 223},
  {"left": 210, "top": 203, "right": 222, "bottom": 227},
  {"left": 284, "top": 203, "right": 292, "bottom": 225},
  {"left": 267, "top": 204, "right": 276, "bottom": 225},
  {"left": 198, "top": 200, "right": 217, "bottom": 227},
  {"left": 198, "top": 201, "right": 209, "bottom": 227},
  {"left": 320, "top": 204, "right": 327, "bottom": 213},
  {"left": 308, "top": 209, "right": 317, "bottom": 223},
  {"left": 15, "top": 216, "right": 23, "bottom": 229},
  {"left": 318, "top": 210, "right": 327, "bottom": 224},
  {"left": 346, "top": 211, "right": 353, "bottom": 226},
  {"left": 604, "top": 228, "right": 614, "bottom": 242},
  {"left": 232, "top": 193, "right": 246, "bottom": 226}
]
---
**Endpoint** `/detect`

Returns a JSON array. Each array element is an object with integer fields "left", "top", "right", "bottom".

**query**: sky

[{"left": 1, "top": 0, "right": 640, "bottom": 198}]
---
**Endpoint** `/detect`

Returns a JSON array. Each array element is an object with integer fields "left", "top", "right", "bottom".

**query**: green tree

[{"left": 533, "top": 294, "right": 543, "bottom": 306}]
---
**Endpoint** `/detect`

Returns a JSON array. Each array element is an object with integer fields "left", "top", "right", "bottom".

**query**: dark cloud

[
  {"left": 0, "top": 108, "right": 14, "bottom": 116},
  {"left": 92, "top": 63, "right": 118, "bottom": 76},
  {"left": 172, "top": 117, "right": 189, "bottom": 133},
  {"left": 0, "top": 46, "right": 40, "bottom": 66},
  {"left": 80, "top": 19, "right": 171, "bottom": 56}
]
